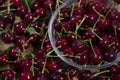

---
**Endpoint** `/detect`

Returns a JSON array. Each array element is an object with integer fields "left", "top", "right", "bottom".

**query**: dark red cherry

[
  {"left": 0, "top": 21, "right": 6, "bottom": 31},
  {"left": 112, "top": 73, "right": 120, "bottom": 80},
  {"left": 68, "top": 67, "right": 79, "bottom": 78},
  {"left": 99, "top": 34, "right": 111, "bottom": 49},
  {"left": 74, "top": 52, "right": 88, "bottom": 65},
  {"left": 29, "top": 34, "right": 40, "bottom": 44},
  {"left": 12, "top": 0, "right": 22, "bottom": 7},
  {"left": 3, "top": 13, "right": 15, "bottom": 23},
  {"left": 56, "top": 38, "right": 68, "bottom": 51},
  {"left": 84, "top": 29, "right": 97, "bottom": 42},
  {"left": 20, "top": 71, "right": 33, "bottom": 80},
  {"left": 17, "top": 6, "right": 28, "bottom": 17},
  {"left": 10, "top": 46, "right": 19, "bottom": 59},
  {"left": 66, "top": 33, "right": 77, "bottom": 43},
  {"left": 18, "top": 36, "right": 30, "bottom": 49},
  {"left": 63, "top": 47, "right": 74, "bottom": 57},
  {"left": 110, "top": 37, "right": 120, "bottom": 52},
  {"left": 30, "top": 22, "right": 41, "bottom": 32},
  {"left": 61, "top": 21, "right": 71, "bottom": 31},
  {"left": 86, "top": 13, "right": 98, "bottom": 26},
  {"left": 25, "top": 12, "right": 34, "bottom": 23},
  {"left": 104, "top": 50, "right": 117, "bottom": 62},
  {"left": 44, "top": 43, "right": 53, "bottom": 52},
  {"left": 98, "top": 18, "right": 110, "bottom": 30},
  {"left": 37, "top": 58, "right": 45, "bottom": 69},
  {"left": 73, "top": 7, "right": 85, "bottom": 16},
  {"left": 108, "top": 65, "right": 119, "bottom": 75},
  {"left": 86, "top": 1, "right": 100, "bottom": 13},
  {"left": 31, "top": 1, "right": 40, "bottom": 10},
  {"left": 43, "top": 0, "right": 55, "bottom": 10},
  {"left": 1, "top": 69, "right": 14, "bottom": 80},
  {"left": 34, "top": 7, "right": 46, "bottom": 18},
  {"left": 89, "top": 46, "right": 103, "bottom": 65},
  {"left": 71, "top": 41, "right": 88, "bottom": 53},
  {"left": 114, "top": 0, "right": 120, "bottom": 4},
  {"left": 35, "top": 71, "right": 48, "bottom": 80},
  {"left": 2, "top": 32, "right": 16, "bottom": 43},
  {"left": 36, "top": 49, "right": 46, "bottom": 58},
  {"left": 0, "top": 54, "right": 10, "bottom": 66},
  {"left": 54, "top": 23, "right": 62, "bottom": 32},
  {"left": 76, "top": 0, "right": 86, "bottom": 6},
  {"left": 60, "top": 8, "right": 71, "bottom": 18},
  {"left": 70, "top": 15, "right": 83, "bottom": 29},
  {"left": 21, "top": 59, "right": 32, "bottom": 72},
  {"left": 81, "top": 70, "right": 92, "bottom": 79},
  {"left": 46, "top": 59, "right": 59, "bottom": 73},
  {"left": 13, "top": 61, "right": 21, "bottom": 72},
  {"left": 14, "top": 22, "right": 27, "bottom": 35},
  {"left": 50, "top": 72, "right": 67, "bottom": 80}
]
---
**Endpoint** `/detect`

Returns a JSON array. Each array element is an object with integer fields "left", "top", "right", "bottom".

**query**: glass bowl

[{"left": 48, "top": 0, "right": 120, "bottom": 70}]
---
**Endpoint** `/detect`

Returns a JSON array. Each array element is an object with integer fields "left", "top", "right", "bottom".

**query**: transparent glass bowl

[{"left": 48, "top": 0, "right": 120, "bottom": 70}]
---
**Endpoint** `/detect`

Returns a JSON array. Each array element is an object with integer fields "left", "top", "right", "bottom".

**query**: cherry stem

[
  {"left": 90, "top": 28, "right": 103, "bottom": 40},
  {"left": 113, "top": 25, "right": 117, "bottom": 36},
  {"left": 49, "top": 5, "right": 53, "bottom": 15},
  {"left": 104, "top": 2, "right": 115, "bottom": 20},
  {"left": 93, "top": 70, "right": 109, "bottom": 77},
  {"left": 30, "top": 53, "right": 35, "bottom": 76},
  {"left": 68, "top": 31, "right": 81, "bottom": 38},
  {"left": 108, "top": 41, "right": 115, "bottom": 48},
  {"left": 56, "top": 32, "right": 62, "bottom": 38},
  {"left": 41, "top": 32, "right": 48, "bottom": 49},
  {"left": 78, "top": 0, "right": 82, "bottom": 7},
  {"left": 41, "top": 47, "right": 55, "bottom": 73},
  {"left": 93, "top": 16, "right": 101, "bottom": 30},
  {"left": 66, "top": 72, "right": 71, "bottom": 80},
  {"left": 4, "top": 77, "right": 7, "bottom": 80},
  {"left": 7, "top": 0, "right": 11, "bottom": 14},
  {"left": 2, "top": 9, "right": 16, "bottom": 13},
  {"left": 97, "top": 60, "right": 103, "bottom": 67},
  {"left": 89, "top": 39, "right": 97, "bottom": 57},
  {"left": 57, "top": 0, "right": 62, "bottom": 23},
  {"left": 25, "top": 0, "right": 31, "bottom": 12},
  {"left": 22, "top": 37, "right": 33, "bottom": 51},
  {"left": 33, "top": 16, "right": 40, "bottom": 22},
  {"left": 70, "top": 4, "right": 75, "bottom": 17},
  {"left": 92, "top": 6, "right": 104, "bottom": 18},
  {"left": 75, "top": 15, "right": 86, "bottom": 38}
]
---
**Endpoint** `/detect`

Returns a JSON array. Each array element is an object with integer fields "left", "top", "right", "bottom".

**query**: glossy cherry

[{"left": 1, "top": 69, "right": 14, "bottom": 80}]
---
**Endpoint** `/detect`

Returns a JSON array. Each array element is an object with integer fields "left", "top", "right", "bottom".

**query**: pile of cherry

[{"left": 0, "top": 0, "right": 120, "bottom": 80}]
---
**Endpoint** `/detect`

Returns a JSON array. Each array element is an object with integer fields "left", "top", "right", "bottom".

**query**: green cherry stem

[
  {"left": 93, "top": 16, "right": 101, "bottom": 30},
  {"left": 90, "top": 28, "right": 103, "bottom": 41},
  {"left": 2, "top": 9, "right": 16, "bottom": 13},
  {"left": 113, "top": 25, "right": 117, "bottom": 36},
  {"left": 108, "top": 41, "right": 115, "bottom": 48},
  {"left": 70, "top": 4, "right": 75, "bottom": 17},
  {"left": 89, "top": 39, "right": 97, "bottom": 57},
  {"left": 4, "top": 77, "right": 7, "bottom": 80},
  {"left": 93, "top": 70, "right": 109, "bottom": 77},
  {"left": 42, "top": 48, "right": 55, "bottom": 73},
  {"left": 41, "top": 32, "right": 48, "bottom": 49},
  {"left": 24, "top": 0, "right": 31, "bottom": 12},
  {"left": 30, "top": 53, "right": 35, "bottom": 76},
  {"left": 92, "top": 6, "right": 104, "bottom": 17},
  {"left": 66, "top": 72, "right": 71, "bottom": 80},
  {"left": 75, "top": 15, "right": 86, "bottom": 38},
  {"left": 7, "top": 0, "right": 11, "bottom": 14},
  {"left": 33, "top": 16, "right": 40, "bottom": 22}
]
